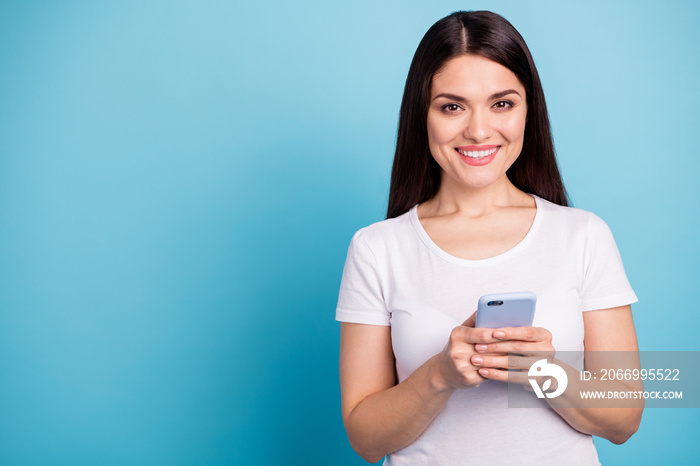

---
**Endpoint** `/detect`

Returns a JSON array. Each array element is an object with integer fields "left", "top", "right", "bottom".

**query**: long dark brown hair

[{"left": 387, "top": 11, "right": 569, "bottom": 219}]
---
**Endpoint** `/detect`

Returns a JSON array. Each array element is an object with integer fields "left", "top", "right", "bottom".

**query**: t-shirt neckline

[{"left": 409, "top": 194, "right": 544, "bottom": 267}]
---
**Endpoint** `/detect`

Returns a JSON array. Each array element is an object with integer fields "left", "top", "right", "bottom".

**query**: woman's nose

[{"left": 463, "top": 109, "right": 490, "bottom": 142}]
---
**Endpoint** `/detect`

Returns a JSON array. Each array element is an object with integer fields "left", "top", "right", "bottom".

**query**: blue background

[{"left": 0, "top": 0, "right": 697, "bottom": 464}]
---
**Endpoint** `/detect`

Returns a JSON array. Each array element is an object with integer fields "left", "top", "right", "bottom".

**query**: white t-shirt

[{"left": 336, "top": 195, "right": 637, "bottom": 466}]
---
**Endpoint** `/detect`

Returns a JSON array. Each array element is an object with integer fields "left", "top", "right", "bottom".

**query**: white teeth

[{"left": 457, "top": 147, "right": 498, "bottom": 158}]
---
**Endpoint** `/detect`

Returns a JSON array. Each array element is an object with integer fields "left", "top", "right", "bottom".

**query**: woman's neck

[{"left": 421, "top": 177, "right": 533, "bottom": 218}]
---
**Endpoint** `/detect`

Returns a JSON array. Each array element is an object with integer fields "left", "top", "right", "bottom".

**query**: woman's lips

[{"left": 455, "top": 145, "right": 500, "bottom": 166}]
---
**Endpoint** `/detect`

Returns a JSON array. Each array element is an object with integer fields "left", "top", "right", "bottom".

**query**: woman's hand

[
  {"left": 434, "top": 312, "right": 499, "bottom": 391},
  {"left": 468, "top": 326, "right": 555, "bottom": 387}
]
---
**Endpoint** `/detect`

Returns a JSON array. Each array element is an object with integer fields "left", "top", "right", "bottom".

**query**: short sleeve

[
  {"left": 335, "top": 231, "right": 391, "bottom": 326},
  {"left": 580, "top": 214, "right": 638, "bottom": 312}
]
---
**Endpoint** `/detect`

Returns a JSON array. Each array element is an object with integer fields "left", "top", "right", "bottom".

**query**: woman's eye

[
  {"left": 441, "top": 103, "right": 462, "bottom": 113},
  {"left": 493, "top": 100, "right": 514, "bottom": 110}
]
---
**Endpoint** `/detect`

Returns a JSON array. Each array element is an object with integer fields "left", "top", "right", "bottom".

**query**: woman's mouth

[{"left": 455, "top": 145, "right": 499, "bottom": 166}]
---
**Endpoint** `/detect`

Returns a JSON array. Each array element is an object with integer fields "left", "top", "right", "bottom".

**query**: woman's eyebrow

[
  {"left": 432, "top": 92, "right": 466, "bottom": 102},
  {"left": 432, "top": 89, "right": 521, "bottom": 102},
  {"left": 490, "top": 89, "right": 521, "bottom": 100}
]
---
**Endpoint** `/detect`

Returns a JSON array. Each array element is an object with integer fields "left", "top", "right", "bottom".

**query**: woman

[{"left": 336, "top": 10, "right": 642, "bottom": 465}]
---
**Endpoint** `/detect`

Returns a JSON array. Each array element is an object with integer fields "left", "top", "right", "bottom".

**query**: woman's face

[{"left": 427, "top": 54, "right": 527, "bottom": 193}]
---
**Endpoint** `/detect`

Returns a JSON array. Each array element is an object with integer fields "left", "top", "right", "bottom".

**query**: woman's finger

[
  {"left": 461, "top": 311, "right": 477, "bottom": 327},
  {"left": 472, "top": 354, "right": 546, "bottom": 371},
  {"left": 474, "top": 340, "right": 555, "bottom": 355},
  {"left": 492, "top": 326, "right": 551, "bottom": 343},
  {"left": 451, "top": 325, "right": 502, "bottom": 345}
]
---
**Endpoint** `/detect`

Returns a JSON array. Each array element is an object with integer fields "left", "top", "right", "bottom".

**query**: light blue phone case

[{"left": 475, "top": 291, "right": 537, "bottom": 328}]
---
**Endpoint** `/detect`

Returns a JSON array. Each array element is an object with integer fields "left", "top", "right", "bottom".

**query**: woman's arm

[
  {"left": 340, "top": 315, "right": 490, "bottom": 463},
  {"left": 473, "top": 305, "right": 643, "bottom": 444},
  {"left": 550, "top": 305, "right": 643, "bottom": 444}
]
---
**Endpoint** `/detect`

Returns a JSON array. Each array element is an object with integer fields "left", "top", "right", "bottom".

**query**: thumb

[{"left": 462, "top": 311, "right": 477, "bottom": 327}]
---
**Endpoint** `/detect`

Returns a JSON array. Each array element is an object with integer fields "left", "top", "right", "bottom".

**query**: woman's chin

[{"left": 445, "top": 172, "right": 509, "bottom": 192}]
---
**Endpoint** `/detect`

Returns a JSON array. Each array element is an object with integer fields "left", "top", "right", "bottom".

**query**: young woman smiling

[{"left": 336, "top": 11, "right": 641, "bottom": 465}]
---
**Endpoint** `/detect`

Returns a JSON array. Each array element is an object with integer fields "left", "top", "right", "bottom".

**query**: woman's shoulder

[
  {"left": 536, "top": 195, "right": 601, "bottom": 222},
  {"left": 535, "top": 195, "right": 613, "bottom": 236},
  {"left": 349, "top": 207, "right": 417, "bottom": 247}
]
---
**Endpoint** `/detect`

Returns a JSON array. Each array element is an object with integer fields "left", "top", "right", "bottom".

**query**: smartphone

[{"left": 475, "top": 291, "right": 536, "bottom": 328}]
